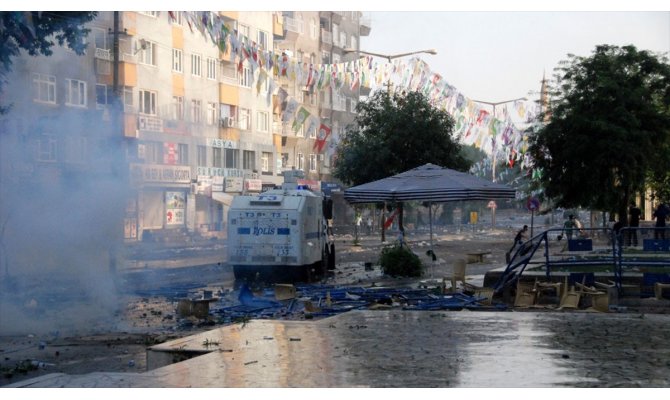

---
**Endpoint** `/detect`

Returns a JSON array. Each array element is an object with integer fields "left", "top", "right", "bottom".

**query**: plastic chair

[
  {"left": 443, "top": 258, "right": 467, "bottom": 292},
  {"left": 514, "top": 280, "right": 536, "bottom": 307}
]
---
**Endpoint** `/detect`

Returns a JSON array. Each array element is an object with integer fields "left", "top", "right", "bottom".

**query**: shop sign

[
  {"left": 225, "top": 177, "right": 243, "bottom": 192},
  {"left": 212, "top": 176, "right": 224, "bottom": 192},
  {"left": 245, "top": 179, "right": 263, "bottom": 192},
  {"left": 130, "top": 164, "right": 191, "bottom": 184},
  {"left": 207, "top": 138, "right": 238, "bottom": 149},
  {"left": 166, "top": 191, "right": 186, "bottom": 225},
  {"left": 297, "top": 179, "right": 321, "bottom": 191}
]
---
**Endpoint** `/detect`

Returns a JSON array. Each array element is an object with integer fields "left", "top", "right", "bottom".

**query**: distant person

[
  {"left": 366, "top": 216, "right": 373, "bottom": 235},
  {"left": 628, "top": 202, "right": 642, "bottom": 246},
  {"left": 354, "top": 213, "right": 362, "bottom": 239},
  {"left": 510, "top": 225, "right": 529, "bottom": 253},
  {"left": 507, "top": 225, "right": 529, "bottom": 262},
  {"left": 653, "top": 203, "right": 669, "bottom": 240},
  {"left": 559, "top": 214, "right": 580, "bottom": 241}
]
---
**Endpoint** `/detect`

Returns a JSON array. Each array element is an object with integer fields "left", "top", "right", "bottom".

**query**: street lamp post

[
  {"left": 471, "top": 97, "right": 527, "bottom": 228},
  {"left": 342, "top": 47, "right": 437, "bottom": 243}
]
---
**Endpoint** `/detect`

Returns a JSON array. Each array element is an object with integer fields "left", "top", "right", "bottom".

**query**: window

[
  {"left": 310, "top": 19, "right": 317, "bottom": 39},
  {"left": 309, "top": 123, "right": 317, "bottom": 138},
  {"left": 225, "top": 148, "right": 238, "bottom": 168},
  {"left": 172, "top": 96, "right": 184, "bottom": 120},
  {"left": 213, "top": 147, "right": 222, "bottom": 168},
  {"left": 281, "top": 153, "right": 289, "bottom": 168},
  {"left": 321, "top": 51, "right": 330, "bottom": 64},
  {"left": 238, "top": 64, "right": 252, "bottom": 87},
  {"left": 238, "top": 24, "right": 250, "bottom": 43},
  {"left": 243, "top": 150, "right": 255, "bottom": 170},
  {"left": 332, "top": 23, "right": 339, "bottom": 45},
  {"left": 206, "top": 102, "right": 217, "bottom": 125},
  {"left": 139, "top": 90, "right": 156, "bottom": 115},
  {"left": 38, "top": 135, "right": 57, "bottom": 162},
  {"left": 309, "top": 153, "right": 317, "bottom": 172},
  {"left": 197, "top": 145, "right": 207, "bottom": 166},
  {"left": 65, "top": 79, "right": 87, "bottom": 107},
  {"left": 33, "top": 73, "right": 56, "bottom": 104},
  {"left": 340, "top": 32, "right": 347, "bottom": 48},
  {"left": 96, "top": 84, "right": 107, "bottom": 109},
  {"left": 178, "top": 143, "right": 188, "bottom": 165},
  {"left": 190, "top": 100, "right": 202, "bottom": 123},
  {"left": 261, "top": 152, "right": 272, "bottom": 174},
  {"left": 172, "top": 49, "right": 183, "bottom": 72},
  {"left": 170, "top": 11, "right": 182, "bottom": 25},
  {"left": 65, "top": 136, "right": 87, "bottom": 164},
  {"left": 256, "top": 111, "right": 269, "bottom": 132},
  {"left": 122, "top": 87, "right": 133, "bottom": 111},
  {"left": 257, "top": 30, "right": 268, "bottom": 50},
  {"left": 238, "top": 108, "right": 250, "bottom": 130},
  {"left": 191, "top": 53, "right": 202, "bottom": 77},
  {"left": 138, "top": 40, "right": 157, "bottom": 66},
  {"left": 93, "top": 27, "right": 108, "bottom": 50},
  {"left": 296, "top": 153, "right": 304, "bottom": 170},
  {"left": 350, "top": 36, "right": 358, "bottom": 52},
  {"left": 206, "top": 57, "right": 217, "bottom": 80},
  {"left": 144, "top": 141, "right": 163, "bottom": 163},
  {"left": 139, "top": 11, "right": 159, "bottom": 17}
]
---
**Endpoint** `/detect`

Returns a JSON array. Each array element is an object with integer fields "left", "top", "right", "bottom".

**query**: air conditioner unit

[{"left": 220, "top": 117, "right": 235, "bottom": 128}]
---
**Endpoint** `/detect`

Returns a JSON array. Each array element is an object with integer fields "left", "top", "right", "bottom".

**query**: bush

[{"left": 378, "top": 244, "right": 424, "bottom": 277}]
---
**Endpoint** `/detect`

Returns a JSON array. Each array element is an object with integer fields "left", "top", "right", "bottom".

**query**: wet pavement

[{"left": 7, "top": 309, "right": 670, "bottom": 388}]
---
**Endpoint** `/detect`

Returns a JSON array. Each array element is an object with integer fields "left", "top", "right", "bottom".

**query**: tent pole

[{"left": 429, "top": 201, "right": 434, "bottom": 278}]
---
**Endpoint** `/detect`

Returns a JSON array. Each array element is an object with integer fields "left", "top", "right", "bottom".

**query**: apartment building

[
  {"left": 273, "top": 11, "right": 371, "bottom": 188},
  {"left": 0, "top": 11, "right": 370, "bottom": 246}
]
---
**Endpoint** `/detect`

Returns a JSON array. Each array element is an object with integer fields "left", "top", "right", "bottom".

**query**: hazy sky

[{"left": 361, "top": 10, "right": 670, "bottom": 103}]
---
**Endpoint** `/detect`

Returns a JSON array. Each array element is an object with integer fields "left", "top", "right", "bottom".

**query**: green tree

[
  {"left": 334, "top": 90, "right": 470, "bottom": 186},
  {"left": 0, "top": 11, "right": 97, "bottom": 113},
  {"left": 334, "top": 90, "right": 470, "bottom": 236},
  {"left": 529, "top": 45, "right": 670, "bottom": 223}
]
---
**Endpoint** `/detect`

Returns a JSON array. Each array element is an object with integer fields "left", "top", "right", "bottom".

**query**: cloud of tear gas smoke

[{"left": 0, "top": 33, "right": 131, "bottom": 336}]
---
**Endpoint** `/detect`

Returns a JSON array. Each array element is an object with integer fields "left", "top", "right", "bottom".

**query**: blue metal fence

[{"left": 493, "top": 226, "right": 670, "bottom": 295}]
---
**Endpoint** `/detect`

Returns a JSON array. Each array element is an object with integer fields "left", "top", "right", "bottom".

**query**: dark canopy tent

[{"left": 343, "top": 163, "right": 517, "bottom": 272}]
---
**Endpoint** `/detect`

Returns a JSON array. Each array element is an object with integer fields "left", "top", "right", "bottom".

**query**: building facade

[{"left": 0, "top": 11, "right": 370, "bottom": 246}]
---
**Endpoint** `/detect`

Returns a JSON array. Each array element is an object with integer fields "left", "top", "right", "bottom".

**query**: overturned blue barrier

[{"left": 210, "top": 283, "right": 501, "bottom": 322}]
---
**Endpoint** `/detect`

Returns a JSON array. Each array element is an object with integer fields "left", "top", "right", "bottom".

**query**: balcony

[
  {"left": 359, "top": 15, "right": 371, "bottom": 36},
  {"left": 283, "top": 16, "right": 304, "bottom": 41},
  {"left": 94, "top": 48, "right": 111, "bottom": 61},
  {"left": 320, "top": 29, "right": 332, "bottom": 49}
]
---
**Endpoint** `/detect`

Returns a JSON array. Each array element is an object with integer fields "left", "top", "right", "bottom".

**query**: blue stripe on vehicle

[
  {"left": 277, "top": 228, "right": 290, "bottom": 235},
  {"left": 305, "top": 232, "right": 320, "bottom": 239},
  {"left": 238, "top": 227, "right": 251, "bottom": 235}
]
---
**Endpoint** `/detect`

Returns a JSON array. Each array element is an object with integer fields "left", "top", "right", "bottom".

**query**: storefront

[{"left": 130, "top": 163, "right": 193, "bottom": 241}]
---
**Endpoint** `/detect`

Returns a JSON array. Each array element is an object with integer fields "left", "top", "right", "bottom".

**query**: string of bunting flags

[{"left": 170, "top": 11, "right": 540, "bottom": 173}]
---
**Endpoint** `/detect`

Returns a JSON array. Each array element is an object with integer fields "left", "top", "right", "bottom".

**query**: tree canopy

[
  {"left": 529, "top": 44, "right": 670, "bottom": 221},
  {"left": 0, "top": 11, "right": 97, "bottom": 113},
  {"left": 334, "top": 90, "right": 470, "bottom": 187}
]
